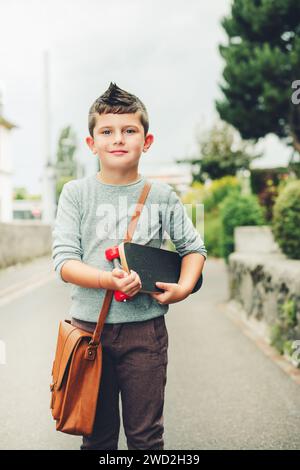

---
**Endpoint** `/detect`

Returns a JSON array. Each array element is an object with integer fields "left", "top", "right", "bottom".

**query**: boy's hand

[
  {"left": 149, "top": 282, "right": 190, "bottom": 305},
  {"left": 110, "top": 268, "right": 142, "bottom": 297}
]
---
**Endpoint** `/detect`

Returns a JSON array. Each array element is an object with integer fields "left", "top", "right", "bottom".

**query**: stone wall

[
  {"left": 229, "top": 252, "right": 300, "bottom": 330},
  {"left": 0, "top": 221, "right": 52, "bottom": 269},
  {"left": 228, "top": 226, "right": 300, "bottom": 355}
]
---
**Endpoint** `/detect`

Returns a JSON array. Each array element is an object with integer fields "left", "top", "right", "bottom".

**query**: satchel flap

[{"left": 53, "top": 320, "right": 92, "bottom": 390}]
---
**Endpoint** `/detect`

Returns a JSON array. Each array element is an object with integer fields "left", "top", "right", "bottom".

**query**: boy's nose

[{"left": 113, "top": 132, "right": 125, "bottom": 143}]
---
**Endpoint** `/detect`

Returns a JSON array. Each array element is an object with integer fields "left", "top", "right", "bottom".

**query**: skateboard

[{"left": 105, "top": 241, "right": 203, "bottom": 302}]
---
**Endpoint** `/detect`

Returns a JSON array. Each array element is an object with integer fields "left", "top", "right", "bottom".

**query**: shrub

[
  {"left": 272, "top": 180, "right": 300, "bottom": 259},
  {"left": 250, "top": 168, "right": 290, "bottom": 222},
  {"left": 219, "top": 193, "right": 266, "bottom": 262},
  {"left": 182, "top": 181, "right": 205, "bottom": 205},
  {"left": 204, "top": 209, "right": 222, "bottom": 258},
  {"left": 182, "top": 177, "right": 242, "bottom": 259},
  {"left": 202, "top": 176, "right": 241, "bottom": 212},
  {"left": 56, "top": 176, "right": 75, "bottom": 203},
  {"left": 270, "top": 299, "right": 298, "bottom": 363}
]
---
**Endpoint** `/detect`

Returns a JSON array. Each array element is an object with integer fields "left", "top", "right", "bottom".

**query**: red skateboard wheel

[
  {"left": 114, "top": 291, "right": 131, "bottom": 302},
  {"left": 105, "top": 246, "right": 120, "bottom": 261},
  {"left": 105, "top": 245, "right": 133, "bottom": 302}
]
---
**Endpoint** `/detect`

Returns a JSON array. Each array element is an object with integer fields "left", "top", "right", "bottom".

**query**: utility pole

[
  {"left": 0, "top": 80, "right": 16, "bottom": 222},
  {"left": 41, "top": 50, "right": 56, "bottom": 225}
]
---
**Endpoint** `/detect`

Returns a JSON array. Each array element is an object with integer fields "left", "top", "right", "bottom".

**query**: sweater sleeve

[
  {"left": 164, "top": 188, "right": 207, "bottom": 259},
  {"left": 52, "top": 182, "right": 83, "bottom": 282}
]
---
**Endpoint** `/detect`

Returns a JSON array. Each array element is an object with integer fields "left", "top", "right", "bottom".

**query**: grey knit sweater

[{"left": 52, "top": 173, "right": 207, "bottom": 324}]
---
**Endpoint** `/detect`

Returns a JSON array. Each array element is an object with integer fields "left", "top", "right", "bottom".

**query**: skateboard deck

[{"left": 118, "top": 241, "right": 203, "bottom": 294}]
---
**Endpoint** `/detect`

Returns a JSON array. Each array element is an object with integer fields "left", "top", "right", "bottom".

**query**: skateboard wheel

[
  {"left": 114, "top": 290, "right": 132, "bottom": 302},
  {"left": 105, "top": 246, "right": 120, "bottom": 261}
]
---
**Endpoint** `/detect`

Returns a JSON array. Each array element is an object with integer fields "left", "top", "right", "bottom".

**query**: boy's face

[{"left": 86, "top": 112, "right": 154, "bottom": 171}]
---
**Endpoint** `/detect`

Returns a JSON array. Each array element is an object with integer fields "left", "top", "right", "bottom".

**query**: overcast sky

[{"left": 0, "top": 0, "right": 291, "bottom": 194}]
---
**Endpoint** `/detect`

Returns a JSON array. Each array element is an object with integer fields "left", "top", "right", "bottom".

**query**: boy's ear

[
  {"left": 86, "top": 136, "right": 96, "bottom": 154},
  {"left": 143, "top": 133, "right": 154, "bottom": 152}
]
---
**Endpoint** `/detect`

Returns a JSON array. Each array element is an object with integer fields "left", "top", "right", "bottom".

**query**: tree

[
  {"left": 216, "top": 0, "right": 300, "bottom": 163},
  {"left": 176, "top": 120, "right": 260, "bottom": 183},
  {"left": 54, "top": 125, "right": 85, "bottom": 201},
  {"left": 14, "top": 187, "right": 28, "bottom": 200},
  {"left": 56, "top": 125, "right": 77, "bottom": 178}
]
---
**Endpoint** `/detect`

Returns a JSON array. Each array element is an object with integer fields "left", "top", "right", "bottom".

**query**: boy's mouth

[{"left": 110, "top": 151, "right": 128, "bottom": 155}]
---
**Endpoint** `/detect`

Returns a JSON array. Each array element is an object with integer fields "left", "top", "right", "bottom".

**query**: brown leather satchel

[{"left": 50, "top": 180, "right": 152, "bottom": 436}]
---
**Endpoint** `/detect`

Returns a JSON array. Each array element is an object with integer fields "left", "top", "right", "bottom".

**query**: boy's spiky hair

[{"left": 88, "top": 82, "right": 149, "bottom": 137}]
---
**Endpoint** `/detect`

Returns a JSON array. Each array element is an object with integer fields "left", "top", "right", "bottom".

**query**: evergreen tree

[{"left": 216, "top": 0, "right": 300, "bottom": 161}]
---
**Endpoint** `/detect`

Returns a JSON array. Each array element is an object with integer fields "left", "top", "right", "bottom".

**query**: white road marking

[{"left": 0, "top": 273, "right": 56, "bottom": 307}]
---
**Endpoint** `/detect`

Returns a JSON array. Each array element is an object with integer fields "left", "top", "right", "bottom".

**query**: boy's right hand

[{"left": 109, "top": 268, "right": 142, "bottom": 297}]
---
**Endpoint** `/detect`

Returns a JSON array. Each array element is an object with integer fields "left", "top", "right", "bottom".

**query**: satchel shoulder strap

[{"left": 90, "top": 180, "right": 152, "bottom": 345}]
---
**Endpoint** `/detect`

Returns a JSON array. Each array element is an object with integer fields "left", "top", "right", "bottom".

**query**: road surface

[{"left": 0, "top": 256, "right": 299, "bottom": 450}]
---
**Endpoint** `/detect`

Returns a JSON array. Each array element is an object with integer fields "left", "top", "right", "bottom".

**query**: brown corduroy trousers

[{"left": 71, "top": 315, "right": 168, "bottom": 450}]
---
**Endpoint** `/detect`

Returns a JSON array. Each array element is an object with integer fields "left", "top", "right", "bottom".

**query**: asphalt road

[{"left": 0, "top": 256, "right": 299, "bottom": 450}]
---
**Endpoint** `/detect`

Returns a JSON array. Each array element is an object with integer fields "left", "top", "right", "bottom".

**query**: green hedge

[
  {"left": 220, "top": 193, "right": 266, "bottom": 262},
  {"left": 202, "top": 176, "right": 241, "bottom": 212},
  {"left": 204, "top": 210, "right": 223, "bottom": 258},
  {"left": 272, "top": 180, "right": 300, "bottom": 259}
]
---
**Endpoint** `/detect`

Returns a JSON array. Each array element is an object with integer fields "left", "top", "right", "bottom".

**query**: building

[
  {"left": 143, "top": 165, "right": 192, "bottom": 195},
  {"left": 0, "top": 85, "right": 17, "bottom": 222},
  {"left": 12, "top": 199, "right": 42, "bottom": 220},
  {"left": 0, "top": 115, "right": 17, "bottom": 222}
]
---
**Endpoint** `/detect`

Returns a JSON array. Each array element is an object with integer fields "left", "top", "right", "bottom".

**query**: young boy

[{"left": 52, "top": 82, "right": 207, "bottom": 450}]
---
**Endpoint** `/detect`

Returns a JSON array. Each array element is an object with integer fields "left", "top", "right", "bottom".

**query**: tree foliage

[
  {"left": 56, "top": 125, "right": 77, "bottom": 177},
  {"left": 177, "top": 120, "right": 260, "bottom": 183},
  {"left": 216, "top": 0, "right": 300, "bottom": 155}
]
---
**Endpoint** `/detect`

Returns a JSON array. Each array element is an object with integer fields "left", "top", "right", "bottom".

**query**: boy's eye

[{"left": 101, "top": 129, "right": 136, "bottom": 135}]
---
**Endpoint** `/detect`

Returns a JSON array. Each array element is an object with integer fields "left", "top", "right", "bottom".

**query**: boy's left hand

[{"left": 149, "top": 282, "right": 190, "bottom": 305}]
